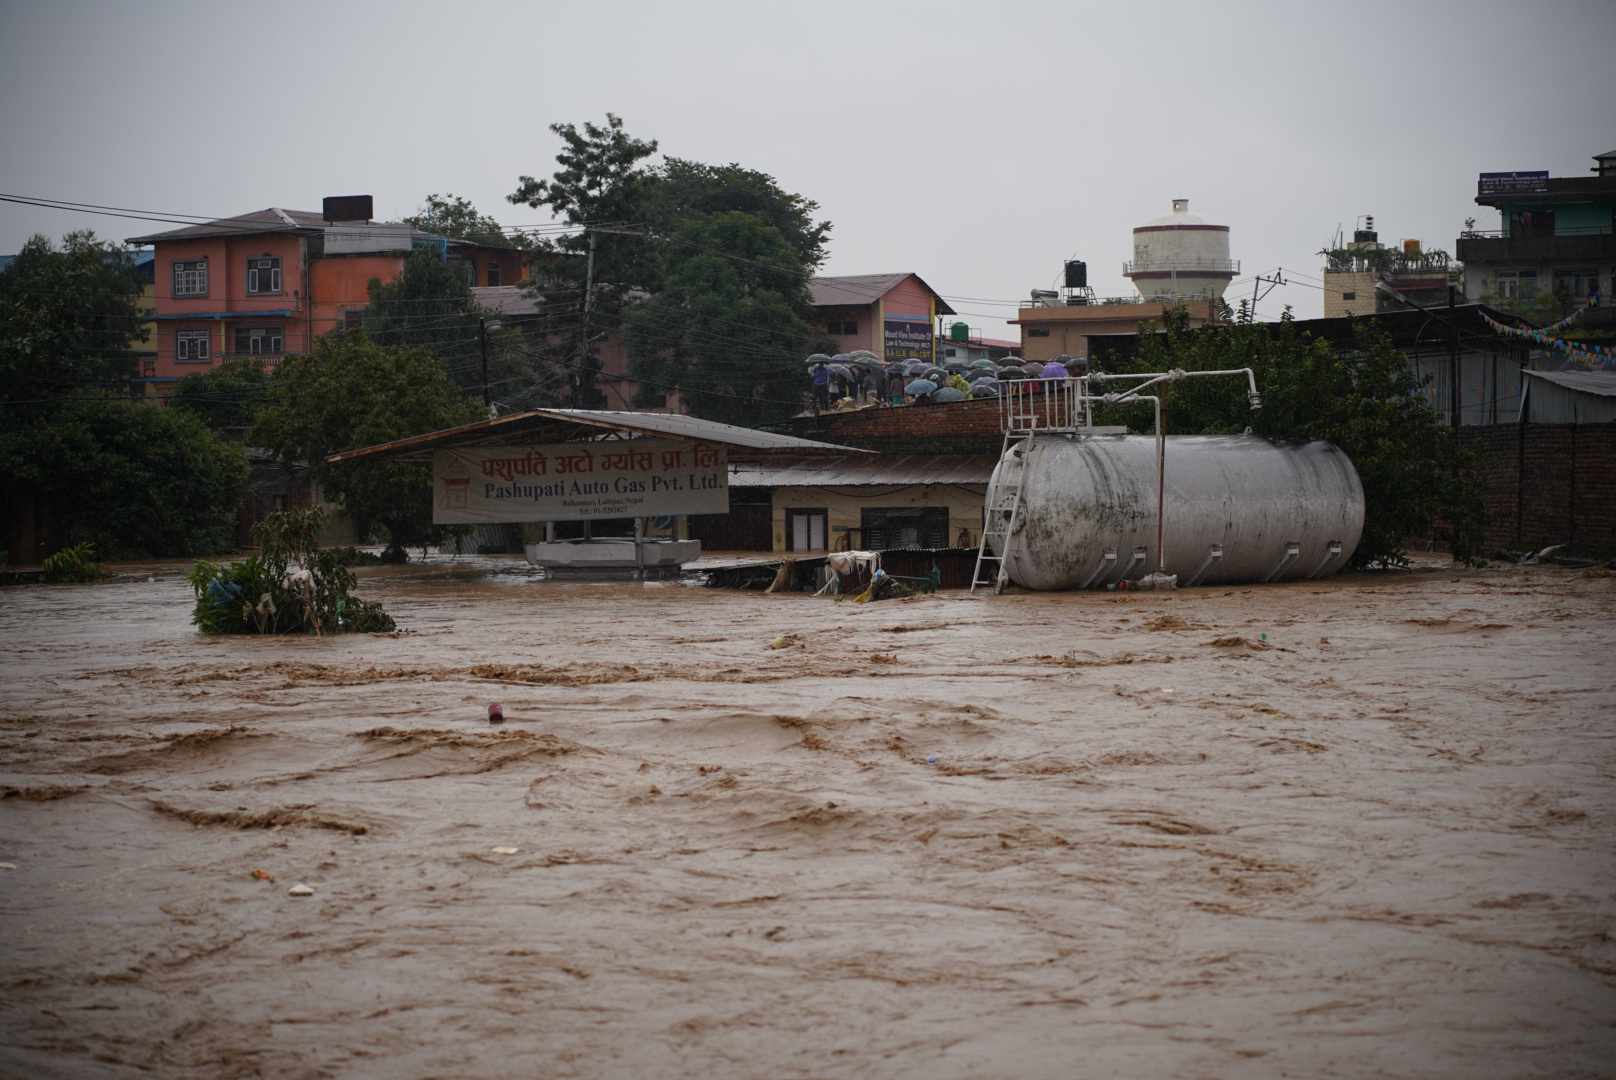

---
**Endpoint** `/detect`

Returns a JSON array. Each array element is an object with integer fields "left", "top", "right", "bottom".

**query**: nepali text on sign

[{"left": 432, "top": 440, "right": 729, "bottom": 524}]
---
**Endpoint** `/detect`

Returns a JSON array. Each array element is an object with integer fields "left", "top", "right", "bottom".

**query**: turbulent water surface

[{"left": 1, "top": 558, "right": 1613, "bottom": 1078}]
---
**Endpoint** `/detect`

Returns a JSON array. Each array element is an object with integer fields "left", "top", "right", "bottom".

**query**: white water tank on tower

[{"left": 1124, "top": 198, "right": 1239, "bottom": 302}]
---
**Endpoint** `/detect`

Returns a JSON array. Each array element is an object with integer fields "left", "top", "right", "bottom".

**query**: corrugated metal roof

[
  {"left": 128, "top": 208, "right": 328, "bottom": 244},
  {"left": 729, "top": 453, "right": 996, "bottom": 487},
  {"left": 1524, "top": 369, "right": 1616, "bottom": 397},
  {"left": 471, "top": 285, "right": 543, "bottom": 316},
  {"left": 325, "top": 408, "right": 867, "bottom": 465},
  {"left": 810, "top": 273, "right": 956, "bottom": 315}
]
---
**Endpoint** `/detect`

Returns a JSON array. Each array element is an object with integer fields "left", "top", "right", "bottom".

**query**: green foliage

[
  {"left": 624, "top": 211, "right": 814, "bottom": 424},
  {"left": 250, "top": 335, "right": 482, "bottom": 559},
  {"left": 169, "top": 357, "right": 271, "bottom": 435},
  {"left": 1104, "top": 310, "right": 1486, "bottom": 567},
  {"left": 404, "top": 193, "right": 518, "bottom": 248},
  {"left": 7, "top": 400, "right": 246, "bottom": 558},
  {"left": 0, "top": 231, "right": 148, "bottom": 401},
  {"left": 188, "top": 508, "right": 395, "bottom": 635},
  {"left": 510, "top": 115, "right": 833, "bottom": 424},
  {"left": 509, "top": 113, "right": 659, "bottom": 290},
  {"left": 42, "top": 542, "right": 101, "bottom": 583}
]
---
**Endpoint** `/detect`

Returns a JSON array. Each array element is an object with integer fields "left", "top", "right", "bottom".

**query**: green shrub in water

[
  {"left": 188, "top": 508, "right": 395, "bottom": 635},
  {"left": 42, "top": 542, "right": 102, "bottom": 583}
]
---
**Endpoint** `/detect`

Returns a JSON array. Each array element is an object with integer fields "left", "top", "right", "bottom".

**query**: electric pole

[
  {"left": 576, "top": 229, "right": 597, "bottom": 408},
  {"left": 479, "top": 317, "right": 490, "bottom": 409}
]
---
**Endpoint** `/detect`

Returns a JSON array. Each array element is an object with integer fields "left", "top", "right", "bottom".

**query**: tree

[
  {"left": 624, "top": 211, "right": 814, "bottom": 425},
  {"left": 1101, "top": 309, "right": 1485, "bottom": 567},
  {"left": 251, "top": 335, "right": 483, "bottom": 559},
  {"left": 508, "top": 113, "right": 660, "bottom": 290},
  {"left": 509, "top": 116, "right": 832, "bottom": 423},
  {"left": 0, "top": 231, "right": 147, "bottom": 401},
  {"left": 170, "top": 358, "right": 271, "bottom": 435},
  {"left": 2, "top": 231, "right": 246, "bottom": 561},
  {"left": 403, "top": 193, "right": 514, "bottom": 248},
  {"left": 363, "top": 247, "right": 533, "bottom": 403},
  {"left": 15, "top": 400, "right": 246, "bottom": 558}
]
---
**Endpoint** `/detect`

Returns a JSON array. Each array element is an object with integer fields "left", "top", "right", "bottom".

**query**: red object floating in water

[{"left": 488, "top": 703, "right": 504, "bottom": 724}]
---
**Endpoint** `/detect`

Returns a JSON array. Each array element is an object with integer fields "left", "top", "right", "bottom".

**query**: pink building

[
  {"left": 129, "top": 201, "right": 523, "bottom": 388},
  {"left": 810, "top": 273, "right": 954, "bottom": 361}
]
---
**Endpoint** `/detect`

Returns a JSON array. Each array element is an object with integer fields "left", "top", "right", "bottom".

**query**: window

[
  {"left": 861, "top": 507, "right": 949, "bottom": 550},
  {"left": 785, "top": 509, "right": 828, "bottom": 552},
  {"left": 342, "top": 309, "right": 364, "bottom": 332},
  {"left": 172, "top": 259, "right": 208, "bottom": 298},
  {"left": 1556, "top": 268, "right": 1598, "bottom": 300},
  {"left": 1495, "top": 270, "right": 1539, "bottom": 301},
  {"left": 826, "top": 319, "right": 856, "bottom": 336},
  {"left": 1027, "top": 326, "right": 1050, "bottom": 337},
  {"left": 487, "top": 264, "right": 501, "bottom": 287},
  {"left": 463, "top": 261, "right": 476, "bottom": 288},
  {"left": 1341, "top": 291, "right": 1356, "bottom": 301},
  {"left": 246, "top": 256, "right": 282, "bottom": 294},
  {"left": 234, "top": 326, "right": 283, "bottom": 355},
  {"left": 176, "top": 329, "right": 210, "bottom": 362}
]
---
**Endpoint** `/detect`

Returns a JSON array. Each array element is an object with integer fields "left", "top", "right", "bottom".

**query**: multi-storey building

[
  {"left": 128, "top": 198, "right": 523, "bottom": 387},
  {"left": 810, "top": 273, "right": 954, "bottom": 362},
  {"left": 1321, "top": 216, "right": 1457, "bottom": 317},
  {"left": 1457, "top": 150, "right": 1616, "bottom": 314}
]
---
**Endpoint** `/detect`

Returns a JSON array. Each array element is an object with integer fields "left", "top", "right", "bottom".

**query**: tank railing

[{"left": 999, "top": 377, "right": 1092, "bottom": 433}]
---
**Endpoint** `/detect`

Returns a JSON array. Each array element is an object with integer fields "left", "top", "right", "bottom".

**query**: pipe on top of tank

[{"left": 1092, "top": 367, "right": 1263, "bottom": 411}]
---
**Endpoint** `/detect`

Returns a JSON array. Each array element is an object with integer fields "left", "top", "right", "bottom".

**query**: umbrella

[
  {"left": 922, "top": 367, "right": 948, "bottom": 383},
  {"left": 1021, "top": 360, "right": 1043, "bottom": 375},
  {"left": 1040, "top": 361, "right": 1069, "bottom": 379},
  {"left": 829, "top": 363, "right": 855, "bottom": 381},
  {"left": 831, "top": 353, "right": 853, "bottom": 366},
  {"left": 848, "top": 349, "right": 880, "bottom": 365},
  {"left": 904, "top": 378, "right": 939, "bottom": 397},
  {"left": 884, "top": 362, "right": 907, "bottom": 377},
  {"left": 933, "top": 386, "right": 967, "bottom": 403},
  {"left": 943, "top": 360, "right": 970, "bottom": 374},
  {"left": 970, "top": 358, "right": 998, "bottom": 371},
  {"left": 1000, "top": 354, "right": 1022, "bottom": 365},
  {"left": 969, "top": 382, "right": 1000, "bottom": 398},
  {"left": 903, "top": 359, "right": 931, "bottom": 376},
  {"left": 805, "top": 353, "right": 832, "bottom": 372},
  {"left": 997, "top": 366, "right": 1029, "bottom": 380},
  {"left": 967, "top": 370, "right": 997, "bottom": 384}
]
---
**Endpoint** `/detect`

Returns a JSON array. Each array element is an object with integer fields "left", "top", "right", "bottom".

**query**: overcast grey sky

[{"left": 2, "top": 0, "right": 1611, "bottom": 335}]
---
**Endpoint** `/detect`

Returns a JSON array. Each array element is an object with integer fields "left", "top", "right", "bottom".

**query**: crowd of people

[{"left": 806, "top": 350, "right": 1086, "bottom": 413}]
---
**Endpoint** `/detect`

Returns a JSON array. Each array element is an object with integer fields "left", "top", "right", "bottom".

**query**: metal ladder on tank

[{"left": 971, "top": 430, "right": 1029, "bottom": 595}]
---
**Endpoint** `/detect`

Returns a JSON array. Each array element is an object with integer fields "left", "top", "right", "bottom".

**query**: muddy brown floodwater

[{"left": 1, "top": 557, "right": 1614, "bottom": 1079}]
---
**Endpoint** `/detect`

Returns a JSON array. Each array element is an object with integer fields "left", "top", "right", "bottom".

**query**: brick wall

[
  {"left": 1457, "top": 422, "right": 1616, "bottom": 554},
  {"left": 784, "top": 397, "right": 1005, "bottom": 454}
]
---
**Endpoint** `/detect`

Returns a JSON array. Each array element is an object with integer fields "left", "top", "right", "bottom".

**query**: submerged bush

[
  {"left": 42, "top": 542, "right": 102, "bottom": 583},
  {"left": 188, "top": 509, "right": 395, "bottom": 635}
]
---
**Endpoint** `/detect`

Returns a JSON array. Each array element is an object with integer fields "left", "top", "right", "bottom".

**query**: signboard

[
  {"left": 432, "top": 440, "right": 728, "bottom": 524},
  {"left": 1478, "top": 170, "right": 1549, "bottom": 195},
  {"left": 883, "top": 314, "right": 933, "bottom": 360}
]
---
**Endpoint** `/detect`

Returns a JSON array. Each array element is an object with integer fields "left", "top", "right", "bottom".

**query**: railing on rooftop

[
  {"left": 1122, "top": 256, "right": 1240, "bottom": 275},
  {"left": 999, "top": 378, "right": 1093, "bottom": 433}
]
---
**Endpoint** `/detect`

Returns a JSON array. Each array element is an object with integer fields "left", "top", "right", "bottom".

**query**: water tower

[{"left": 1123, "top": 199, "right": 1239, "bottom": 302}]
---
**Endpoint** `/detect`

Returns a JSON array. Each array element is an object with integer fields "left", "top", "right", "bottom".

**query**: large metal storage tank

[{"left": 988, "top": 434, "right": 1364, "bottom": 590}]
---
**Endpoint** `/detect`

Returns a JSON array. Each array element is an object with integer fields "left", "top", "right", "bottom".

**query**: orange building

[
  {"left": 129, "top": 200, "right": 523, "bottom": 389},
  {"left": 810, "top": 273, "right": 955, "bottom": 361}
]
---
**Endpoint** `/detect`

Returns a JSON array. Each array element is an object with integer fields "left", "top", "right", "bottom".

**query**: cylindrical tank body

[
  {"left": 1125, "top": 198, "right": 1238, "bottom": 302},
  {"left": 988, "top": 434, "right": 1363, "bottom": 590}
]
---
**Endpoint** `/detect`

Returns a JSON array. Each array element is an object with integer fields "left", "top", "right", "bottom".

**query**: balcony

[
  {"left": 1123, "top": 256, "right": 1240, "bottom": 275},
  {"left": 1457, "top": 227, "right": 1616, "bottom": 264}
]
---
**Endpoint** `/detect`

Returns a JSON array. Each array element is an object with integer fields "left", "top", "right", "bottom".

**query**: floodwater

[{"left": 2, "top": 557, "right": 1614, "bottom": 1079}]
